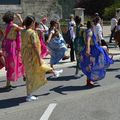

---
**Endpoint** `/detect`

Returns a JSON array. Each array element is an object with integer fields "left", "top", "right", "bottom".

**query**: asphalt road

[
  {"left": 0, "top": 50, "right": 120, "bottom": 120},
  {"left": 0, "top": 26, "right": 120, "bottom": 120}
]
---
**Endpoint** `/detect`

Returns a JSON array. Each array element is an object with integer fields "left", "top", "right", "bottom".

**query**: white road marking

[{"left": 40, "top": 103, "right": 57, "bottom": 120}]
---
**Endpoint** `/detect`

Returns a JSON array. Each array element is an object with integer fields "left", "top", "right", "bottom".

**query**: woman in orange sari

[{"left": 21, "top": 16, "right": 60, "bottom": 102}]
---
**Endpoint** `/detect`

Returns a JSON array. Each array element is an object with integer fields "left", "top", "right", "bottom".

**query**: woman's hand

[
  {"left": 15, "top": 13, "right": 23, "bottom": 23},
  {"left": 15, "top": 13, "right": 21, "bottom": 18}
]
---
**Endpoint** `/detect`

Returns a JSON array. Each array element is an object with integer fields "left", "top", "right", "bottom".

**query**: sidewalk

[{"left": 103, "top": 25, "right": 111, "bottom": 37}]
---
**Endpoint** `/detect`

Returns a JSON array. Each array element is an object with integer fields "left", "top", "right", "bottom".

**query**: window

[{"left": 0, "top": 0, "right": 21, "bottom": 5}]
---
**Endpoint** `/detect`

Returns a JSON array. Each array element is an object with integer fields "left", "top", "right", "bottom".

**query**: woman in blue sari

[
  {"left": 46, "top": 20, "right": 67, "bottom": 71},
  {"left": 80, "top": 21, "right": 113, "bottom": 86}
]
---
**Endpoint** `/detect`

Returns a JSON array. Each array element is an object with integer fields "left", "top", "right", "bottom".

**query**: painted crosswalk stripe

[{"left": 40, "top": 103, "right": 57, "bottom": 120}]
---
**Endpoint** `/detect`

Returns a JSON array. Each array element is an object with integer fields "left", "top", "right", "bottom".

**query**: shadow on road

[
  {"left": 107, "top": 67, "right": 120, "bottom": 72},
  {"left": 0, "top": 92, "right": 51, "bottom": 109},
  {"left": 113, "top": 59, "right": 120, "bottom": 62},
  {"left": 115, "top": 75, "right": 120, "bottom": 79},
  {"left": 0, "top": 96, "right": 26, "bottom": 109},
  {"left": 0, "top": 84, "right": 25, "bottom": 93},
  {"left": 0, "top": 87, "right": 13, "bottom": 93},
  {"left": 47, "top": 74, "right": 84, "bottom": 81},
  {"left": 0, "top": 80, "right": 6, "bottom": 83},
  {"left": 50, "top": 85, "right": 100, "bottom": 95}
]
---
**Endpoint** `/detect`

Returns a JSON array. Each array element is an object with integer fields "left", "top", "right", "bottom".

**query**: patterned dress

[
  {"left": 1, "top": 23, "right": 24, "bottom": 81},
  {"left": 80, "top": 29, "right": 113, "bottom": 81},
  {"left": 36, "top": 30, "right": 48, "bottom": 58},
  {"left": 48, "top": 33, "right": 67, "bottom": 65},
  {"left": 74, "top": 25, "right": 85, "bottom": 63},
  {"left": 21, "top": 28, "right": 52, "bottom": 94}
]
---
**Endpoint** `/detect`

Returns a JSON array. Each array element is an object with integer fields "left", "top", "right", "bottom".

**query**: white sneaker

[
  {"left": 58, "top": 69, "right": 63, "bottom": 74},
  {"left": 54, "top": 71, "right": 60, "bottom": 78},
  {"left": 26, "top": 95, "right": 38, "bottom": 102},
  {"left": 54, "top": 69, "right": 63, "bottom": 78}
]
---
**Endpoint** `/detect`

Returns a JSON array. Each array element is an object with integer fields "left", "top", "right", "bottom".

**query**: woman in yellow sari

[{"left": 21, "top": 16, "right": 59, "bottom": 102}]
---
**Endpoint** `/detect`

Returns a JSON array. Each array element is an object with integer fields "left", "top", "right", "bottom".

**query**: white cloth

[
  {"left": 111, "top": 18, "right": 117, "bottom": 31},
  {"left": 93, "top": 23, "right": 104, "bottom": 44},
  {"left": 68, "top": 20, "right": 76, "bottom": 40},
  {"left": 50, "top": 29, "right": 55, "bottom": 34}
]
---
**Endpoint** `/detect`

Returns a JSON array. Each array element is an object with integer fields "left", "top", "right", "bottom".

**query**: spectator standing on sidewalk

[
  {"left": 109, "top": 15, "right": 118, "bottom": 43},
  {"left": 40, "top": 17, "right": 49, "bottom": 42},
  {"left": 93, "top": 13, "right": 103, "bottom": 27},
  {"left": 68, "top": 14, "right": 76, "bottom": 62},
  {"left": 114, "top": 18, "right": 120, "bottom": 48},
  {"left": 93, "top": 17, "right": 104, "bottom": 45}
]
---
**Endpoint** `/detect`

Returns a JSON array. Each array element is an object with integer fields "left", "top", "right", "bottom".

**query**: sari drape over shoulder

[
  {"left": 2, "top": 23, "right": 24, "bottom": 81},
  {"left": 21, "top": 29, "right": 52, "bottom": 93},
  {"left": 80, "top": 29, "right": 113, "bottom": 81}
]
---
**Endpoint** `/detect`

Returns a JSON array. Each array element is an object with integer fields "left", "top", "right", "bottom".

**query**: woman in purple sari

[{"left": 80, "top": 21, "right": 113, "bottom": 86}]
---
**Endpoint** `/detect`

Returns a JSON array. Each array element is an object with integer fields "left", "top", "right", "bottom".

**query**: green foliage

[
  {"left": 75, "top": 0, "right": 114, "bottom": 16},
  {"left": 103, "top": 6, "right": 115, "bottom": 20},
  {"left": 103, "top": 2, "right": 120, "bottom": 20},
  {"left": 59, "top": 19, "right": 67, "bottom": 26}
]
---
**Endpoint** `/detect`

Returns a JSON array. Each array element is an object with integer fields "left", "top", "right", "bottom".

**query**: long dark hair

[
  {"left": 87, "top": 21, "right": 92, "bottom": 29},
  {"left": 22, "top": 15, "right": 35, "bottom": 28},
  {"left": 75, "top": 16, "right": 81, "bottom": 25},
  {"left": 2, "top": 11, "right": 14, "bottom": 24}
]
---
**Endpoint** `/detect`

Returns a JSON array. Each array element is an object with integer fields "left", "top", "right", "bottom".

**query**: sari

[
  {"left": 80, "top": 29, "right": 113, "bottom": 81},
  {"left": 21, "top": 29, "right": 52, "bottom": 94},
  {"left": 48, "top": 34, "right": 67, "bottom": 65},
  {"left": 2, "top": 23, "right": 24, "bottom": 81},
  {"left": 36, "top": 30, "right": 48, "bottom": 58}
]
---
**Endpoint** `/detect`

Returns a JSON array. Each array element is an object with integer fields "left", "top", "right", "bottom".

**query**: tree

[
  {"left": 103, "top": 1, "right": 120, "bottom": 20},
  {"left": 75, "top": 0, "right": 114, "bottom": 17}
]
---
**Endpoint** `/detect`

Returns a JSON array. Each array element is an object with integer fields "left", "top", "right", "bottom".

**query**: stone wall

[
  {"left": 21, "top": 0, "right": 62, "bottom": 19},
  {"left": 58, "top": 0, "right": 77, "bottom": 19},
  {"left": 0, "top": 0, "right": 62, "bottom": 23},
  {"left": 0, "top": 0, "right": 78, "bottom": 22}
]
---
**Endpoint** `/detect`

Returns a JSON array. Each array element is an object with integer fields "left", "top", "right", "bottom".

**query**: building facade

[{"left": 0, "top": 0, "right": 62, "bottom": 23}]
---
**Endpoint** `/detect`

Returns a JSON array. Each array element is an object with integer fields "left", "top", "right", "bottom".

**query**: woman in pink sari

[
  {"left": 0, "top": 11, "right": 24, "bottom": 89},
  {"left": 35, "top": 22, "right": 49, "bottom": 58}
]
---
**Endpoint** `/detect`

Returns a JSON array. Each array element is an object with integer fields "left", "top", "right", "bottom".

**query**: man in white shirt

[
  {"left": 40, "top": 17, "right": 49, "bottom": 42},
  {"left": 68, "top": 14, "right": 76, "bottom": 62},
  {"left": 93, "top": 17, "right": 104, "bottom": 45},
  {"left": 109, "top": 15, "right": 118, "bottom": 43}
]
